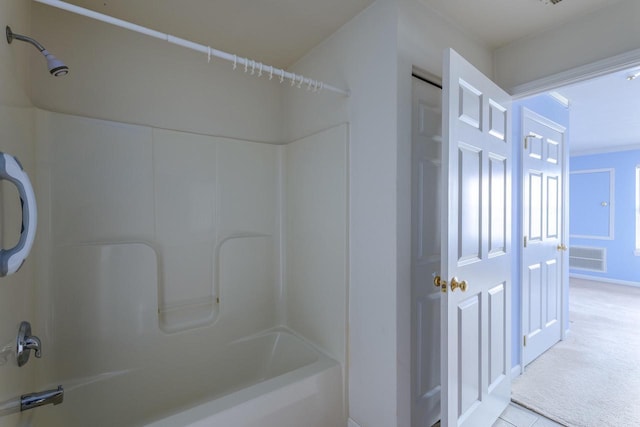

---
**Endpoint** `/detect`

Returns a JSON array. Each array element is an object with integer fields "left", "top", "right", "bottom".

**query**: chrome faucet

[
  {"left": 17, "top": 321, "right": 42, "bottom": 367},
  {"left": 21, "top": 386, "right": 64, "bottom": 411}
]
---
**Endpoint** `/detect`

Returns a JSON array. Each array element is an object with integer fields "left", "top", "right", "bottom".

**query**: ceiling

[
  {"left": 61, "top": 0, "right": 636, "bottom": 154},
  {"left": 63, "top": 0, "right": 626, "bottom": 68},
  {"left": 420, "top": 0, "right": 626, "bottom": 49},
  {"left": 555, "top": 68, "right": 640, "bottom": 154},
  {"left": 64, "top": 0, "right": 374, "bottom": 69}
]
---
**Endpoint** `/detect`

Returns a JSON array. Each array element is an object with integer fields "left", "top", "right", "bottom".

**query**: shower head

[{"left": 6, "top": 26, "right": 69, "bottom": 77}]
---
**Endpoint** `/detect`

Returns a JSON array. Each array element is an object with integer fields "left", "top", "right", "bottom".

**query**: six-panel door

[{"left": 442, "top": 49, "right": 512, "bottom": 427}]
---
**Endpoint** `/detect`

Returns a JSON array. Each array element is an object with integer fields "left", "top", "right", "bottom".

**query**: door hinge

[
  {"left": 524, "top": 236, "right": 527, "bottom": 248},
  {"left": 523, "top": 335, "right": 527, "bottom": 347},
  {"left": 524, "top": 134, "right": 541, "bottom": 150}
]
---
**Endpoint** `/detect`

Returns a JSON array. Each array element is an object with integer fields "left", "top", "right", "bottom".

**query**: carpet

[{"left": 511, "top": 278, "right": 640, "bottom": 427}]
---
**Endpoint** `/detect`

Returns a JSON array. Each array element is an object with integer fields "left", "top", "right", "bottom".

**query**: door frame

[
  {"left": 519, "top": 106, "right": 568, "bottom": 374},
  {"left": 508, "top": 48, "right": 640, "bottom": 98}
]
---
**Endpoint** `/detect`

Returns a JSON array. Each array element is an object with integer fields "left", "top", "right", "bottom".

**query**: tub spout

[{"left": 20, "top": 386, "right": 64, "bottom": 412}]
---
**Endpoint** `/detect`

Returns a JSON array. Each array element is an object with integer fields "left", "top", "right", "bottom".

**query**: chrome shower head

[
  {"left": 6, "top": 26, "right": 69, "bottom": 77},
  {"left": 41, "top": 50, "right": 69, "bottom": 77}
]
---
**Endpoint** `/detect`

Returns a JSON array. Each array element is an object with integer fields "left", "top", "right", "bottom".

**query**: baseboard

[
  {"left": 348, "top": 418, "right": 363, "bottom": 427},
  {"left": 570, "top": 273, "right": 640, "bottom": 288},
  {"left": 511, "top": 364, "right": 522, "bottom": 380}
]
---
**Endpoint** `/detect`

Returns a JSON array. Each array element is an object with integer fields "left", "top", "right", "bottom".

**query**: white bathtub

[{"left": 38, "top": 329, "right": 343, "bottom": 427}]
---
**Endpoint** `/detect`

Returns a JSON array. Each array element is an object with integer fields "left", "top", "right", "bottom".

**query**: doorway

[
  {"left": 410, "top": 72, "right": 442, "bottom": 427},
  {"left": 515, "top": 98, "right": 569, "bottom": 371},
  {"left": 511, "top": 65, "right": 640, "bottom": 425}
]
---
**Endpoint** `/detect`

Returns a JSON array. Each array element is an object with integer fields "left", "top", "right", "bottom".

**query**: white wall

[
  {"left": 494, "top": 0, "right": 640, "bottom": 91},
  {"left": 1, "top": 1, "right": 32, "bottom": 107},
  {"left": 285, "top": 124, "right": 348, "bottom": 364},
  {"left": 285, "top": 124, "right": 348, "bottom": 419},
  {"left": 285, "top": 2, "right": 399, "bottom": 426},
  {"left": 0, "top": 0, "right": 37, "bottom": 424},
  {"left": 29, "top": 2, "right": 284, "bottom": 143}
]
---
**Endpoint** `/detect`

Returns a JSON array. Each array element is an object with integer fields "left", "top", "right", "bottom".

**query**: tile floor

[{"left": 493, "top": 403, "right": 565, "bottom": 427}]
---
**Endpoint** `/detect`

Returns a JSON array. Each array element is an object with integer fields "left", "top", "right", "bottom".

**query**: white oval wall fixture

[
  {"left": 627, "top": 71, "right": 640, "bottom": 81},
  {"left": 0, "top": 153, "right": 37, "bottom": 277}
]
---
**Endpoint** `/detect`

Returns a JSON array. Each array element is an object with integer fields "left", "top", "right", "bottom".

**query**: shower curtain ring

[
  {"left": 290, "top": 73, "right": 296, "bottom": 86},
  {"left": 280, "top": 71, "right": 285, "bottom": 83},
  {"left": 251, "top": 60, "right": 256, "bottom": 75},
  {"left": 258, "top": 63, "right": 263, "bottom": 77},
  {"left": 233, "top": 55, "right": 237, "bottom": 70},
  {"left": 297, "top": 75, "right": 304, "bottom": 88},
  {"left": 269, "top": 66, "right": 274, "bottom": 80},
  {"left": 207, "top": 47, "right": 211, "bottom": 63},
  {"left": 244, "top": 58, "right": 248, "bottom": 73}
]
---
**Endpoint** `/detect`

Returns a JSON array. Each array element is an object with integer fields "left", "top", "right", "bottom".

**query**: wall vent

[
  {"left": 569, "top": 246, "right": 606, "bottom": 272},
  {"left": 540, "top": 0, "right": 563, "bottom": 4}
]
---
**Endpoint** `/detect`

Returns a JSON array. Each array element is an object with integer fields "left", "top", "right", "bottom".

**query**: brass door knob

[
  {"left": 433, "top": 275, "right": 447, "bottom": 293},
  {"left": 450, "top": 277, "right": 468, "bottom": 292},
  {"left": 557, "top": 244, "right": 568, "bottom": 251}
]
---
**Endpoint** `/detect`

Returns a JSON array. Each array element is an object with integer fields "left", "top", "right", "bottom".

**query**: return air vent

[{"left": 569, "top": 246, "right": 606, "bottom": 272}]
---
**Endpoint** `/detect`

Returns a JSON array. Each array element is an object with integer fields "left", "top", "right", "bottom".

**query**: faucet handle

[
  {"left": 25, "top": 336, "right": 42, "bottom": 358},
  {"left": 17, "top": 321, "right": 42, "bottom": 367}
]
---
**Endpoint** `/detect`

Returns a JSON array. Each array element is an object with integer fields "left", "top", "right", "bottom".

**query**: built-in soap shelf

[
  {"left": 158, "top": 295, "right": 218, "bottom": 333},
  {"left": 158, "top": 232, "right": 274, "bottom": 333}
]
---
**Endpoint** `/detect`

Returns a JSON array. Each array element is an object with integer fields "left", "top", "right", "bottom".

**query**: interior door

[
  {"left": 440, "top": 48, "right": 512, "bottom": 426},
  {"left": 411, "top": 76, "right": 442, "bottom": 427},
  {"left": 521, "top": 108, "right": 566, "bottom": 366}
]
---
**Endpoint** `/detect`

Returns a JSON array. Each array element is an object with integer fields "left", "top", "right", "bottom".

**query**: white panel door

[
  {"left": 521, "top": 108, "right": 566, "bottom": 366},
  {"left": 411, "top": 76, "right": 442, "bottom": 427},
  {"left": 441, "top": 49, "right": 512, "bottom": 427}
]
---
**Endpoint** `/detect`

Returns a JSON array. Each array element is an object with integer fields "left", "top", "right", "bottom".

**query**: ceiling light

[{"left": 627, "top": 71, "right": 640, "bottom": 81}]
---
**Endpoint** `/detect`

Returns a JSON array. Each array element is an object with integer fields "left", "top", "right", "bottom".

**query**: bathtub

[{"left": 37, "top": 329, "right": 343, "bottom": 427}]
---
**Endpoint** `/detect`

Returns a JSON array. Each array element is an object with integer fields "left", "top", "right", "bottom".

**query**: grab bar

[
  {"left": 0, "top": 152, "right": 37, "bottom": 277},
  {"left": 21, "top": 386, "right": 63, "bottom": 412}
]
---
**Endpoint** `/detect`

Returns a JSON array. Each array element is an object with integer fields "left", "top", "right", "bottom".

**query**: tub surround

[{"left": 31, "top": 110, "right": 347, "bottom": 426}]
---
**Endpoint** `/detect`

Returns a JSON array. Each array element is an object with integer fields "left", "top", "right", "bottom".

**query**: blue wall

[
  {"left": 570, "top": 149, "right": 640, "bottom": 284},
  {"left": 511, "top": 94, "right": 570, "bottom": 369},
  {"left": 570, "top": 170, "right": 612, "bottom": 237}
]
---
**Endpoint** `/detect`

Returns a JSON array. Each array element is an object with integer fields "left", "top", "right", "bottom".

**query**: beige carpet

[{"left": 512, "top": 278, "right": 640, "bottom": 427}]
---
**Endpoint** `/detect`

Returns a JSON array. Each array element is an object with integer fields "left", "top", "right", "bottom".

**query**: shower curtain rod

[{"left": 33, "top": 0, "right": 350, "bottom": 97}]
